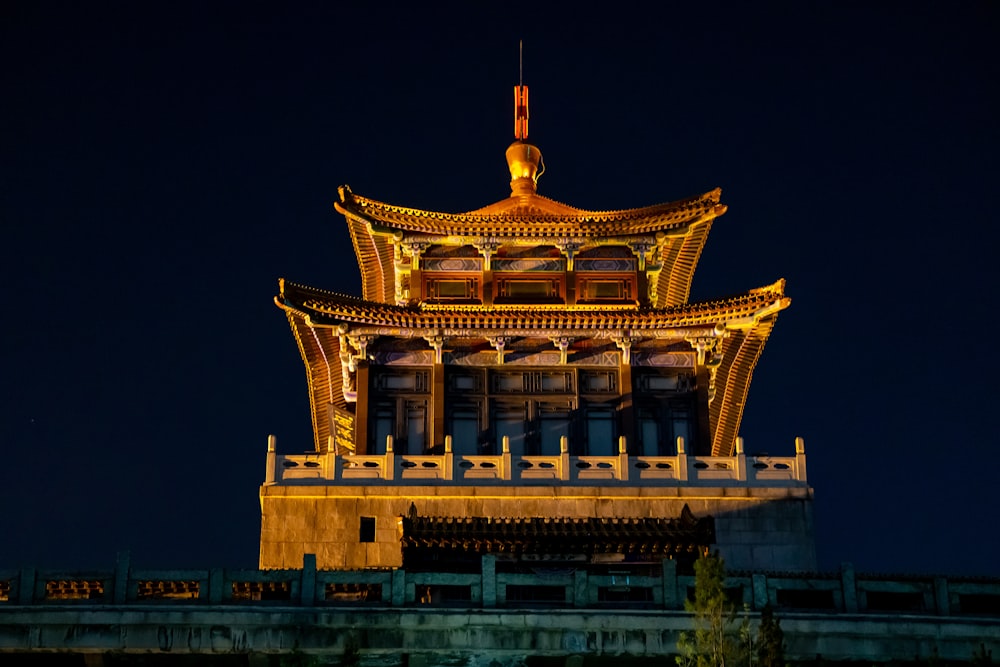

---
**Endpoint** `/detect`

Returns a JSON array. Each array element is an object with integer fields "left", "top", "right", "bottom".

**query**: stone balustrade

[
  {"left": 266, "top": 436, "right": 808, "bottom": 486},
  {"left": 3, "top": 554, "right": 998, "bottom": 661},
  {"left": 3, "top": 554, "right": 998, "bottom": 616}
]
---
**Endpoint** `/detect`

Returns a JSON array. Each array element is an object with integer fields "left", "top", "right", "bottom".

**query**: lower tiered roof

[{"left": 276, "top": 279, "right": 789, "bottom": 457}]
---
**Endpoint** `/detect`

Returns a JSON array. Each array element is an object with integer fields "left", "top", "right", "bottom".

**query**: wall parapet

[
  {"left": 3, "top": 555, "right": 998, "bottom": 661},
  {"left": 2, "top": 554, "right": 997, "bottom": 617}
]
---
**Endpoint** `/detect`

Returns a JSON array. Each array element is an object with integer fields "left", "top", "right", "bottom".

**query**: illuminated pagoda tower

[{"left": 261, "top": 79, "right": 814, "bottom": 576}]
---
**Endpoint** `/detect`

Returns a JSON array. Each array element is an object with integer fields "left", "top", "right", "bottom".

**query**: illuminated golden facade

[{"left": 260, "top": 83, "right": 812, "bottom": 573}]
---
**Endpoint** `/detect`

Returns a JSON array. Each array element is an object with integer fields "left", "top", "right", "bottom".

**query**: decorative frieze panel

[
  {"left": 422, "top": 257, "right": 483, "bottom": 272},
  {"left": 561, "top": 350, "right": 621, "bottom": 367},
  {"left": 372, "top": 350, "right": 436, "bottom": 366},
  {"left": 446, "top": 350, "right": 604, "bottom": 367},
  {"left": 493, "top": 258, "right": 566, "bottom": 272},
  {"left": 632, "top": 352, "right": 696, "bottom": 368},
  {"left": 575, "top": 258, "right": 637, "bottom": 272}
]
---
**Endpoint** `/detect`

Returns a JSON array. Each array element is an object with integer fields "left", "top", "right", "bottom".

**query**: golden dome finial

[{"left": 507, "top": 40, "right": 543, "bottom": 196}]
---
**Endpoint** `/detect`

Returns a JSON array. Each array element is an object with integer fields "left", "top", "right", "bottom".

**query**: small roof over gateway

[{"left": 401, "top": 504, "right": 715, "bottom": 558}]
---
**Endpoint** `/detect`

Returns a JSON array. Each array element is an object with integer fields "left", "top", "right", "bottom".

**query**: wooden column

[
  {"left": 355, "top": 360, "right": 370, "bottom": 454},
  {"left": 636, "top": 269, "right": 649, "bottom": 307},
  {"left": 431, "top": 361, "right": 445, "bottom": 452},
  {"left": 695, "top": 365, "right": 712, "bottom": 455},
  {"left": 619, "top": 362, "right": 634, "bottom": 455}
]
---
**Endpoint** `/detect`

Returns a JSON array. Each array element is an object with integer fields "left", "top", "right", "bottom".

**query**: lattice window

[
  {"left": 582, "top": 402, "right": 618, "bottom": 456},
  {"left": 45, "top": 580, "right": 105, "bottom": 600},
  {"left": 136, "top": 580, "right": 200, "bottom": 600},
  {"left": 374, "top": 369, "right": 429, "bottom": 393},
  {"left": 423, "top": 275, "right": 481, "bottom": 302},
  {"left": 494, "top": 276, "right": 563, "bottom": 303},
  {"left": 369, "top": 397, "right": 428, "bottom": 454},
  {"left": 231, "top": 580, "right": 291, "bottom": 601},
  {"left": 581, "top": 370, "right": 618, "bottom": 394},
  {"left": 325, "top": 582, "right": 383, "bottom": 602},
  {"left": 0, "top": 580, "right": 10, "bottom": 602},
  {"left": 490, "top": 370, "right": 574, "bottom": 394},
  {"left": 577, "top": 275, "right": 636, "bottom": 303}
]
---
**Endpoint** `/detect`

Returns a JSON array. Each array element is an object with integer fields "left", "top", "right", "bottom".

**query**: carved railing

[{"left": 267, "top": 436, "right": 808, "bottom": 486}]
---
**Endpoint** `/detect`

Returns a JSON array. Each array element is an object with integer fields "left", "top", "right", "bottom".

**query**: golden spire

[
  {"left": 514, "top": 41, "right": 529, "bottom": 140},
  {"left": 506, "top": 40, "right": 543, "bottom": 196}
]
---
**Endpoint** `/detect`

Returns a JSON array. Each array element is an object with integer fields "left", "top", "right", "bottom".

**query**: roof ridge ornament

[{"left": 507, "top": 40, "right": 544, "bottom": 196}]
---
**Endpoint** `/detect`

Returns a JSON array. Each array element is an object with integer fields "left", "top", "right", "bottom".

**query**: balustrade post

[
  {"left": 794, "top": 436, "right": 808, "bottom": 482},
  {"left": 332, "top": 451, "right": 344, "bottom": 480},
  {"left": 208, "top": 568, "right": 224, "bottom": 604},
  {"left": 841, "top": 562, "right": 858, "bottom": 613},
  {"left": 265, "top": 434, "right": 277, "bottom": 485},
  {"left": 301, "top": 554, "right": 317, "bottom": 606},
  {"left": 933, "top": 576, "right": 950, "bottom": 615},
  {"left": 391, "top": 569, "right": 406, "bottom": 606},
  {"left": 113, "top": 550, "right": 130, "bottom": 604},
  {"left": 384, "top": 435, "right": 395, "bottom": 481},
  {"left": 559, "top": 435, "right": 570, "bottom": 481},
  {"left": 735, "top": 436, "right": 747, "bottom": 482},
  {"left": 17, "top": 568, "right": 36, "bottom": 605},
  {"left": 751, "top": 573, "right": 769, "bottom": 610},
  {"left": 326, "top": 436, "right": 337, "bottom": 480},
  {"left": 676, "top": 436, "right": 689, "bottom": 481},
  {"left": 661, "top": 558, "right": 679, "bottom": 610},
  {"left": 573, "top": 569, "right": 588, "bottom": 608},
  {"left": 481, "top": 554, "right": 497, "bottom": 608},
  {"left": 444, "top": 435, "right": 454, "bottom": 480},
  {"left": 501, "top": 435, "right": 512, "bottom": 481},
  {"left": 617, "top": 435, "right": 629, "bottom": 481}
]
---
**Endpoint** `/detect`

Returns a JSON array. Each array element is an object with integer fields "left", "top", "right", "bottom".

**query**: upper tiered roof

[
  {"left": 336, "top": 182, "right": 725, "bottom": 308},
  {"left": 336, "top": 185, "right": 726, "bottom": 238}
]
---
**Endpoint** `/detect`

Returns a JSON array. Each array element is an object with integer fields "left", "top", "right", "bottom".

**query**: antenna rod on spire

[{"left": 514, "top": 40, "right": 529, "bottom": 140}]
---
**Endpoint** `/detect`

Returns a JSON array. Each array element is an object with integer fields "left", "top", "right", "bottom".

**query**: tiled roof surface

[
  {"left": 336, "top": 186, "right": 727, "bottom": 238},
  {"left": 277, "top": 279, "right": 788, "bottom": 331},
  {"left": 401, "top": 507, "right": 714, "bottom": 556}
]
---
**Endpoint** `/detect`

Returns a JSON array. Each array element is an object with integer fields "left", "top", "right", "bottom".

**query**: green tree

[
  {"left": 756, "top": 605, "right": 785, "bottom": 667},
  {"left": 676, "top": 551, "right": 745, "bottom": 667},
  {"left": 972, "top": 643, "right": 993, "bottom": 667}
]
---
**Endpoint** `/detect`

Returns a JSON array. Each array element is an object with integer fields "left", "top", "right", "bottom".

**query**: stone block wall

[{"left": 259, "top": 484, "right": 816, "bottom": 571}]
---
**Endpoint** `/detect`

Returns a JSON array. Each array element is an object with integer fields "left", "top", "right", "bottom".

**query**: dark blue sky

[{"left": 2, "top": 2, "right": 998, "bottom": 574}]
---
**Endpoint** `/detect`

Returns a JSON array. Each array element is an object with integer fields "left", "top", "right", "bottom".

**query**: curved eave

[
  {"left": 709, "top": 306, "right": 785, "bottom": 456},
  {"left": 276, "top": 291, "right": 346, "bottom": 454},
  {"left": 654, "top": 216, "right": 715, "bottom": 308},
  {"left": 343, "top": 209, "right": 396, "bottom": 304},
  {"left": 278, "top": 278, "right": 788, "bottom": 334},
  {"left": 336, "top": 185, "right": 726, "bottom": 238}
]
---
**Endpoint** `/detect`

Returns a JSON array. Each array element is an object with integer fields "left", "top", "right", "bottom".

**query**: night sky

[{"left": 2, "top": 3, "right": 998, "bottom": 575}]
